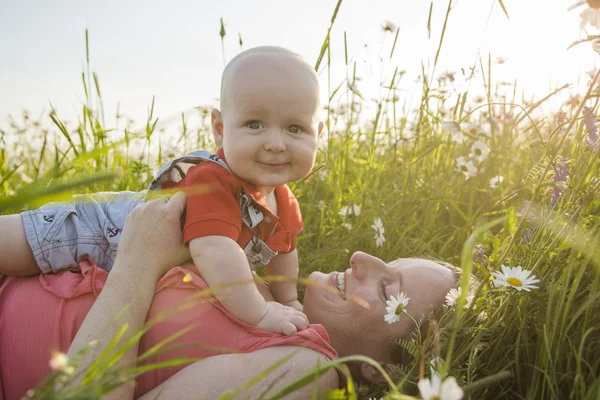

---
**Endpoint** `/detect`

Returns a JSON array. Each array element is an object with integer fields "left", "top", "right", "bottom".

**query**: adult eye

[
  {"left": 247, "top": 121, "right": 263, "bottom": 130},
  {"left": 288, "top": 125, "right": 303, "bottom": 134}
]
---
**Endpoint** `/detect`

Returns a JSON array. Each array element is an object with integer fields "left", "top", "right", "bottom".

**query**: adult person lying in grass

[{"left": 0, "top": 192, "right": 459, "bottom": 399}]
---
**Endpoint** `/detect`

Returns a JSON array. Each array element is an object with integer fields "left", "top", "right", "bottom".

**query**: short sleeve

[
  {"left": 179, "top": 163, "right": 242, "bottom": 244},
  {"left": 272, "top": 185, "right": 303, "bottom": 253}
]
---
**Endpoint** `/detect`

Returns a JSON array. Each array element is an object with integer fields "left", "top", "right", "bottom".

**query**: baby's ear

[{"left": 211, "top": 109, "right": 224, "bottom": 148}]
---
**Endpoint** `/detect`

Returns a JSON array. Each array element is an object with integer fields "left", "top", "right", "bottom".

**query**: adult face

[{"left": 303, "top": 252, "right": 457, "bottom": 362}]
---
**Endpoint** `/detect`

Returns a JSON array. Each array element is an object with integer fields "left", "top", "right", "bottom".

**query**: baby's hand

[
  {"left": 257, "top": 301, "right": 308, "bottom": 336},
  {"left": 280, "top": 299, "right": 303, "bottom": 312}
]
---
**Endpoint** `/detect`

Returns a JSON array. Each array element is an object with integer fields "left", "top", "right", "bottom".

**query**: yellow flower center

[
  {"left": 474, "top": 148, "right": 482, "bottom": 155},
  {"left": 461, "top": 165, "right": 468, "bottom": 172},
  {"left": 395, "top": 304, "right": 405, "bottom": 315},
  {"left": 506, "top": 277, "right": 523, "bottom": 287},
  {"left": 470, "top": 128, "right": 477, "bottom": 135},
  {"left": 587, "top": 0, "right": 600, "bottom": 10}
]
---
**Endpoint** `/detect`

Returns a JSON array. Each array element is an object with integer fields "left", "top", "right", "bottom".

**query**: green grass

[{"left": 2, "top": 1, "right": 600, "bottom": 398}]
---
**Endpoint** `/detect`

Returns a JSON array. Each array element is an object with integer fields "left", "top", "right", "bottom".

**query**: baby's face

[{"left": 213, "top": 51, "right": 322, "bottom": 191}]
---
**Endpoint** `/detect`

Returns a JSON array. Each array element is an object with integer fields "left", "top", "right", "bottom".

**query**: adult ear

[
  {"left": 211, "top": 109, "right": 224, "bottom": 148},
  {"left": 359, "top": 362, "right": 382, "bottom": 383},
  {"left": 317, "top": 121, "right": 324, "bottom": 136}
]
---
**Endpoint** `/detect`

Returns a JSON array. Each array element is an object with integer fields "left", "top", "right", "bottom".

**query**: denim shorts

[{"left": 20, "top": 191, "right": 145, "bottom": 273}]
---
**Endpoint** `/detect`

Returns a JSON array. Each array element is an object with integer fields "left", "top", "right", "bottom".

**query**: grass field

[{"left": 2, "top": 1, "right": 600, "bottom": 399}]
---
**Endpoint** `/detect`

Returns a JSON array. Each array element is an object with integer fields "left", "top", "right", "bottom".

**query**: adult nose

[
  {"left": 349, "top": 251, "right": 377, "bottom": 281},
  {"left": 264, "top": 129, "right": 286, "bottom": 152}
]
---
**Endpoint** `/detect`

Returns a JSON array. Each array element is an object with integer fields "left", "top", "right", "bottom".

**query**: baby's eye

[
  {"left": 288, "top": 125, "right": 303, "bottom": 134},
  {"left": 247, "top": 121, "right": 263, "bottom": 130}
]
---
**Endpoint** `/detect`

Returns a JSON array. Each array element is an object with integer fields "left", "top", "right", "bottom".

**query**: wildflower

[
  {"left": 583, "top": 107, "right": 598, "bottom": 150},
  {"left": 339, "top": 205, "right": 361, "bottom": 217},
  {"left": 470, "top": 140, "right": 490, "bottom": 162},
  {"left": 552, "top": 158, "right": 570, "bottom": 183},
  {"left": 372, "top": 217, "right": 386, "bottom": 247},
  {"left": 441, "top": 121, "right": 465, "bottom": 143},
  {"left": 492, "top": 265, "right": 540, "bottom": 292},
  {"left": 418, "top": 372, "right": 464, "bottom": 400},
  {"left": 522, "top": 228, "right": 533, "bottom": 245},
  {"left": 474, "top": 244, "right": 488, "bottom": 265},
  {"left": 384, "top": 292, "right": 410, "bottom": 324},
  {"left": 461, "top": 122, "right": 490, "bottom": 138},
  {"left": 519, "top": 200, "right": 535, "bottom": 221},
  {"left": 455, "top": 156, "right": 477, "bottom": 179},
  {"left": 554, "top": 109, "right": 568, "bottom": 127},
  {"left": 343, "top": 222, "right": 352, "bottom": 230},
  {"left": 163, "top": 148, "right": 178, "bottom": 160},
  {"left": 445, "top": 287, "right": 475, "bottom": 308},
  {"left": 381, "top": 20, "right": 397, "bottom": 32},
  {"left": 489, "top": 175, "right": 504, "bottom": 189},
  {"left": 49, "top": 351, "right": 69, "bottom": 371},
  {"left": 579, "top": 0, "right": 600, "bottom": 29}
]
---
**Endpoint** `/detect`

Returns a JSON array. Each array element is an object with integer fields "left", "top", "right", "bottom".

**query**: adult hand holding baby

[{"left": 114, "top": 191, "right": 191, "bottom": 281}]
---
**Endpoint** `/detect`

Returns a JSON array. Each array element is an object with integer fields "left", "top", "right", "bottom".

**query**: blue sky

[{"left": 0, "top": 0, "right": 596, "bottom": 129}]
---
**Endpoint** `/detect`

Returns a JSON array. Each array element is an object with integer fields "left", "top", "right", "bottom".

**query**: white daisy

[
  {"left": 49, "top": 351, "right": 69, "bottom": 371},
  {"left": 375, "top": 232, "right": 386, "bottom": 247},
  {"left": 489, "top": 175, "right": 504, "bottom": 189},
  {"left": 384, "top": 292, "right": 410, "bottom": 324},
  {"left": 455, "top": 156, "right": 477, "bottom": 179},
  {"left": 470, "top": 140, "right": 490, "bottom": 162},
  {"left": 492, "top": 265, "right": 540, "bottom": 292},
  {"left": 339, "top": 204, "right": 361, "bottom": 217},
  {"left": 580, "top": 1, "right": 600, "bottom": 29},
  {"left": 445, "top": 287, "right": 475, "bottom": 308},
  {"left": 163, "top": 148, "right": 178, "bottom": 160},
  {"left": 462, "top": 122, "right": 490, "bottom": 138},
  {"left": 371, "top": 217, "right": 384, "bottom": 233},
  {"left": 418, "top": 372, "right": 464, "bottom": 400},
  {"left": 442, "top": 121, "right": 466, "bottom": 143}
]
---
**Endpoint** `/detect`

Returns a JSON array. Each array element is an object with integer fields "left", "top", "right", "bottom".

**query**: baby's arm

[
  {"left": 0, "top": 214, "right": 40, "bottom": 276},
  {"left": 189, "top": 236, "right": 308, "bottom": 335},
  {"left": 266, "top": 250, "right": 302, "bottom": 311}
]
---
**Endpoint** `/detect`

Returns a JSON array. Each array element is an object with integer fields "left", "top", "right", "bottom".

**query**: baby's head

[{"left": 211, "top": 46, "right": 323, "bottom": 191}]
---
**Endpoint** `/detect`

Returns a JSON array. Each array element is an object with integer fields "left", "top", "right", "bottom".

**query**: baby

[{"left": 0, "top": 46, "right": 323, "bottom": 336}]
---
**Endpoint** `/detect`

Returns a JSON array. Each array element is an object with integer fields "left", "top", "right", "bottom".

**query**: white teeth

[{"left": 336, "top": 273, "right": 346, "bottom": 298}]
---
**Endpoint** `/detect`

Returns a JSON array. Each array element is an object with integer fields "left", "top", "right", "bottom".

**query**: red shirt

[{"left": 176, "top": 149, "right": 303, "bottom": 253}]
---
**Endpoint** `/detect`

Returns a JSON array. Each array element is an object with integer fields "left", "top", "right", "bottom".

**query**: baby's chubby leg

[
  {"left": 0, "top": 214, "right": 39, "bottom": 276},
  {"left": 1, "top": 191, "right": 146, "bottom": 276}
]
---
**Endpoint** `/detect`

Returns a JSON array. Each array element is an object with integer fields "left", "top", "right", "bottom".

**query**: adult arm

[
  {"left": 66, "top": 192, "right": 191, "bottom": 400},
  {"left": 138, "top": 346, "right": 339, "bottom": 399}
]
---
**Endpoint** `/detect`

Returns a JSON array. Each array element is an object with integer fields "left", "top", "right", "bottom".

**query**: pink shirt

[{"left": 0, "top": 258, "right": 338, "bottom": 399}]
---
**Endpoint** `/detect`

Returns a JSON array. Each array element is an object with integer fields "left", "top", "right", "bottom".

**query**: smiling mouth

[{"left": 336, "top": 272, "right": 346, "bottom": 300}]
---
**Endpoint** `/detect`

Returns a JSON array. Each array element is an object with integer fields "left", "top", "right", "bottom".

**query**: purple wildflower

[
  {"left": 522, "top": 228, "right": 533, "bottom": 245},
  {"left": 550, "top": 186, "right": 563, "bottom": 208},
  {"left": 583, "top": 107, "right": 599, "bottom": 150},
  {"left": 550, "top": 158, "right": 570, "bottom": 208},
  {"left": 519, "top": 200, "right": 535, "bottom": 221},
  {"left": 474, "top": 245, "right": 488, "bottom": 265},
  {"left": 552, "top": 158, "right": 570, "bottom": 183}
]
